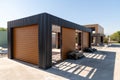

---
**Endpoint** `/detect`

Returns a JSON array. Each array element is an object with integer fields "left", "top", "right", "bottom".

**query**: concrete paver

[{"left": 0, "top": 58, "right": 68, "bottom": 80}]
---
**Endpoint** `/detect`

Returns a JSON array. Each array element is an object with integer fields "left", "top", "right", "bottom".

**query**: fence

[{"left": 0, "top": 31, "right": 7, "bottom": 47}]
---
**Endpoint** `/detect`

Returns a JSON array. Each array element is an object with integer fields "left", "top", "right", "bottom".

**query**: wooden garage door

[
  {"left": 82, "top": 32, "right": 89, "bottom": 49},
  {"left": 13, "top": 25, "right": 39, "bottom": 65},
  {"left": 62, "top": 27, "right": 76, "bottom": 60}
]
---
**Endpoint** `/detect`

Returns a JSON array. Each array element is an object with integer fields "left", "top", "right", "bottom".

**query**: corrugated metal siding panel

[
  {"left": 0, "top": 31, "right": 7, "bottom": 47},
  {"left": 13, "top": 25, "right": 39, "bottom": 65}
]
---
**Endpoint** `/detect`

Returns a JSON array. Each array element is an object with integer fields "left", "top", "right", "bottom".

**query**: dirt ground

[{"left": 0, "top": 44, "right": 120, "bottom": 80}]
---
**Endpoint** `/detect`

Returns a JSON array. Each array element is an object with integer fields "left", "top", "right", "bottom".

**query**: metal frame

[{"left": 8, "top": 13, "right": 92, "bottom": 69}]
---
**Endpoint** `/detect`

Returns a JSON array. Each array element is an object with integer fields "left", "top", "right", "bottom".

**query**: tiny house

[{"left": 8, "top": 13, "right": 92, "bottom": 69}]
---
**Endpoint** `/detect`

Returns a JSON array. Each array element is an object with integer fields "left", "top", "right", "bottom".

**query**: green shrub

[
  {"left": 0, "top": 28, "right": 7, "bottom": 31},
  {"left": 104, "top": 37, "right": 108, "bottom": 43},
  {"left": 118, "top": 40, "right": 120, "bottom": 43}
]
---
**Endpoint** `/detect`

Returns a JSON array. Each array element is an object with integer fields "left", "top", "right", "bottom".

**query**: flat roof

[{"left": 8, "top": 13, "right": 92, "bottom": 32}]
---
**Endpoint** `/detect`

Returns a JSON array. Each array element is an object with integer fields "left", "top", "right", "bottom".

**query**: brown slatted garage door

[
  {"left": 13, "top": 25, "right": 39, "bottom": 65},
  {"left": 62, "top": 27, "right": 76, "bottom": 60},
  {"left": 82, "top": 32, "right": 89, "bottom": 49}
]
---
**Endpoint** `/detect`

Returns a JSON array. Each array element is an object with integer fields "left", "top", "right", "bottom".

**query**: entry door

[{"left": 78, "top": 32, "right": 82, "bottom": 50}]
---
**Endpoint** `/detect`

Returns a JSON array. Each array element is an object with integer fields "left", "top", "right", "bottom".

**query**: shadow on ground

[
  {"left": 46, "top": 50, "right": 116, "bottom": 80},
  {"left": 12, "top": 50, "right": 116, "bottom": 80},
  {"left": 109, "top": 44, "right": 120, "bottom": 48}
]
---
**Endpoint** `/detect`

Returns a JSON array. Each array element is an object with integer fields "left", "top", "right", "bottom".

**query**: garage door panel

[
  {"left": 62, "top": 27, "right": 76, "bottom": 60},
  {"left": 13, "top": 25, "right": 39, "bottom": 65},
  {"left": 82, "top": 32, "right": 89, "bottom": 49}
]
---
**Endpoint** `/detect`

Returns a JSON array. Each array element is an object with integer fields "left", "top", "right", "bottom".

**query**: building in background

[{"left": 85, "top": 24, "right": 105, "bottom": 46}]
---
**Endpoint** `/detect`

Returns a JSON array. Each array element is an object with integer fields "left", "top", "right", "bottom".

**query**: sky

[{"left": 0, "top": 0, "right": 120, "bottom": 35}]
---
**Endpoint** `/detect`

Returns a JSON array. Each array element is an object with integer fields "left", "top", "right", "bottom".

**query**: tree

[
  {"left": 104, "top": 37, "right": 108, "bottom": 44},
  {"left": 110, "top": 31, "right": 120, "bottom": 43},
  {"left": 0, "top": 27, "right": 7, "bottom": 31}
]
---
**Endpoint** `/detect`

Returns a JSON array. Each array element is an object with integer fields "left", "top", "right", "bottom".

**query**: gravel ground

[{"left": 0, "top": 44, "right": 120, "bottom": 80}]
